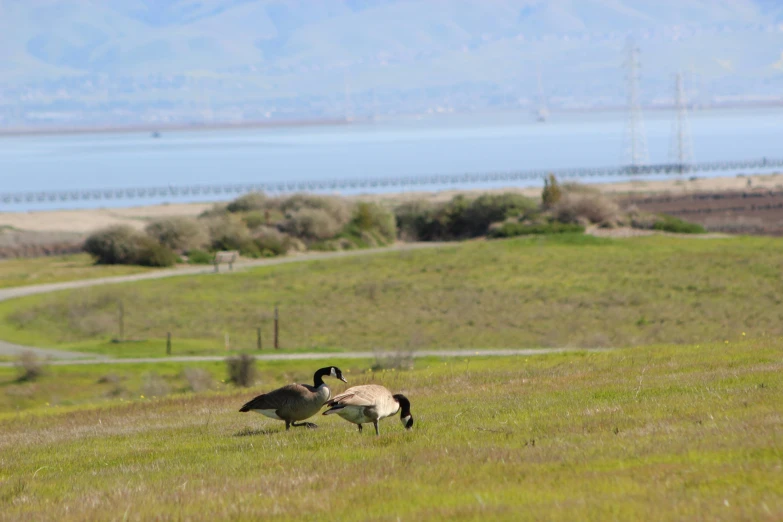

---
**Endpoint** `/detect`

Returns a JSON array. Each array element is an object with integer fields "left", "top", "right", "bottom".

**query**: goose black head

[
  {"left": 314, "top": 366, "right": 348, "bottom": 386},
  {"left": 393, "top": 394, "right": 414, "bottom": 430},
  {"left": 330, "top": 366, "right": 348, "bottom": 383}
]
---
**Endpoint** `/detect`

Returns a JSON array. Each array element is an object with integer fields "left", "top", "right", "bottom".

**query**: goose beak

[{"left": 339, "top": 376, "right": 348, "bottom": 383}]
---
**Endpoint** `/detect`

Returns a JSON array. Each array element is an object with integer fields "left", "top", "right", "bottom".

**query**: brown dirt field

[{"left": 621, "top": 188, "right": 783, "bottom": 236}]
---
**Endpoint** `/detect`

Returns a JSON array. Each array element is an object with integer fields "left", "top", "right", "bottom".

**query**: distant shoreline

[
  {"left": 2, "top": 101, "right": 782, "bottom": 138},
  {"left": 0, "top": 117, "right": 359, "bottom": 138}
]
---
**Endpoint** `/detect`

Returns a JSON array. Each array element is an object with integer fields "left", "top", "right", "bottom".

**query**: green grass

[
  {"left": 0, "top": 341, "right": 780, "bottom": 520},
  {"left": 1, "top": 235, "right": 782, "bottom": 357},
  {"left": 0, "top": 253, "right": 152, "bottom": 289}
]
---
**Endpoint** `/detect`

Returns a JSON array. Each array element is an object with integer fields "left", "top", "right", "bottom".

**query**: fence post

[
  {"left": 118, "top": 301, "right": 124, "bottom": 341},
  {"left": 257, "top": 327, "right": 262, "bottom": 351},
  {"left": 274, "top": 307, "right": 279, "bottom": 349},
  {"left": 166, "top": 332, "right": 171, "bottom": 355}
]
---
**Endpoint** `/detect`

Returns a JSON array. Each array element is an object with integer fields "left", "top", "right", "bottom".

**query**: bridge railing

[{"left": 2, "top": 157, "right": 782, "bottom": 206}]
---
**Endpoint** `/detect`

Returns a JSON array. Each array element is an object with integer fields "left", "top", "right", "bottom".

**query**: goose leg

[
  {"left": 285, "top": 421, "right": 290, "bottom": 431},
  {"left": 357, "top": 424, "right": 363, "bottom": 433},
  {"left": 373, "top": 420, "right": 379, "bottom": 436},
  {"left": 291, "top": 421, "right": 318, "bottom": 429}
]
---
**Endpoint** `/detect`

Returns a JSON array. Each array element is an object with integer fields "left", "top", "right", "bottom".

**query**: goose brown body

[
  {"left": 239, "top": 366, "right": 346, "bottom": 430},
  {"left": 322, "top": 384, "right": 413, "bottom": 435}
]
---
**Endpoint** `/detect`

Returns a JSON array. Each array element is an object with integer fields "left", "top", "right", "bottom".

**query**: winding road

[{"left": 0, "top": 243, "right": 602, "bottom": 367}]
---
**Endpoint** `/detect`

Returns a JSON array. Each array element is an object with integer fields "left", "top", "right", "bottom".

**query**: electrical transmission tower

[
  {"left": 623, "top": 37, "right": 648, "bottom": 168},
  {"left": 669, "top": 72, "right": 693, "bottom": 173}
]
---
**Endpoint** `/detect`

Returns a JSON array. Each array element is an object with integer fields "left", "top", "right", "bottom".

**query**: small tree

[{"left": 542, "top": 173, "right": 562, "bottom": 209}]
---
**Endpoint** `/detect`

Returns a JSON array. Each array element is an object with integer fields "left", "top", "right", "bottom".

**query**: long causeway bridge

[{"left": 3, "top": 157, "right": 782, "bottom": 205}]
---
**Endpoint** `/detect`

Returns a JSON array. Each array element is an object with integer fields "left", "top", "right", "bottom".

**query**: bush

[
  {"left": 371, "top": 348, "right": 415, "bottom": 371},
  {"left": 145, "top": 217, "right": 207, "bottom": 252},
  {"left": 351, "top": 202, "right": 397, "bottom": 243},
  {"left": 205, "top": 216, "right": 253, "bottom": 253},
  {"left": 279, "top": 194, "right": 352, "bottom": 227},
  {"left": 460, "top": 193, "right": 538, "bottom": 237},
  {"left": 15, "top": 351, "right": 46, "bottom": 382},
  {"left": 226, "top": 354, "right": 258, "bottom": 387},
  {"left": 394, "top": 200, "right": 441, "bottom": 241},
  {"left": 242, "top": 211, "right": 269, "bottom": 230},
  {"left": 227, "top": 192, "right": 267, "bottom": 213},
  {"left": 551, "top": 192, "right": 621, "bottom": 226},
  {"left": 141, "top": 371, "right": 170, "bottom": 397},
  {"left": 198, "top": 204, "right": 229, "bottom": 219},
  {"left": 253, "top": 227, "right": 290, "bottom": 257},
  {"left": 84, "top": 225, "right": 144, "bottom": 265},
  {"left": 282, "top": 208, "right": 342, "bottom": 241},
  {"left": 182, "top": 368, "right": 215, "bottom": 393},
  {"left": 653, "top": 215, "right": 706, "bottom": 234},
  {"left": 488, "top": 221, "right": 585, "bottom": 238},
  {"left": 134, "top": 237, "right": 179, "bottom": 267},
  {"left": 542, "top": 173, "right": 563, "bottom": 209},
  {"left": 186, "top": 248, "right": 213, "bottom": 264}
]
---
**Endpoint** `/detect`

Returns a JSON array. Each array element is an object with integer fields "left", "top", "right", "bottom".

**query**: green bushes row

[
  {"left": 488, "top": 222, "right": 586, "bottom": 238},
  {"left": 84, "top": 226, "right": 179, "bottom": 267},
  {"left": 652, "top": 214, "right": 707, "bottom": 234},
  {"left": 83, "top": 186, "right": 707, "bottom": 266},
  {"left": 395, "top": 193, "right": 538, "bottom": 241}
]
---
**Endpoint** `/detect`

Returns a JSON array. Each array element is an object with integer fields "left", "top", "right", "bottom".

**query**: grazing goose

[
  {"left": 322, "top": 384, "right": 413, "bottom": 435},
  {"left": 239, "top": 366, "right": 347, "bottom": 430}
]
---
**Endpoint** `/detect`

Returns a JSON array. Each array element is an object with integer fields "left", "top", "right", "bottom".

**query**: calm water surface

[{"left": 0, "top": 108, "right": 781, "bottom": 210}]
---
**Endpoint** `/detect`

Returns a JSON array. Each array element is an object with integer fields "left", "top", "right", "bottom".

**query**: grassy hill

[
  {"left": 0, "top": 341, "right": 781, "bottom": 520},
  {"left": 1, "top": 235, "right": 782, "bottom": 357}
]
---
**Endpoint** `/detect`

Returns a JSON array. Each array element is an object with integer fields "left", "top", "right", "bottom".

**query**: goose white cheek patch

[
  {"left": 330, "top": 367, "right": 337, "bottom": 377},
  {"left": 401, "top": 415, "right": 411, "bottom": 427}
]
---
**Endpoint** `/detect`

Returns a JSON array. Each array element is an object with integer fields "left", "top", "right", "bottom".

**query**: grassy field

[
  {"left": 1, "top": 235, "right": 783, "bottom": 357},
  {"left": 0, "top": 254, "right": 152, "bottom": 289},
  {"left": 0, "top": 341, "right": 780, "bottom": 520}
]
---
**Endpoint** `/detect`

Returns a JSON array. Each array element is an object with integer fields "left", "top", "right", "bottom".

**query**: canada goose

[
  {"left": 239, "top": 366, "right": 347, "bottom": 430},
  {"left": 322, "top": 384, "right": 413, "bottom": 435}
]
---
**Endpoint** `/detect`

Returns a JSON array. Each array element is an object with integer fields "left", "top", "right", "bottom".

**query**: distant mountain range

[{"left": 1, "top": 0, "right": 782, "bottom": 128}]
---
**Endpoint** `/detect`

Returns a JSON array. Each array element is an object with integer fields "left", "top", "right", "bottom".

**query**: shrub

[
  {"left": 282, "top": 208, "right": 342, "bottom": 241},
  {"left": 226, "top": 354, "right": 258, "bottom": 387},
  {"left": 15, "top": 351, "right": 46, "bottom": 382},
  {"left": 394, "top": 200, "right": 441, "bottom": 241},
  {"left": 141, "top": 371, "right": 170, "bottom": 397},
  {"left": 488, "top": 221, "right": 585, "bottom": 238},
  {"left": 186, "top": 248, "right": 213, "bottom": 264},
  {"left": 253, "top": 227, "right": 290, "bottom": 257},
  {"left": 542, "top": 173, "right": 563, "bottom": 209},
  {"left": 84, "top": 225, "right": 144, "bottom": 265},
  {"left": 206, "top": 216, "right": 251, "bottom": 251},
  {"left": 145, "top": 217, "right": 207, "bottom": 252},
  {"left": 227, "top": 192, "right": 267, "bottom": 213},
  {"left": 351, "top": 202, "right": 397, "bottom": 243},
  {"left": 182, "top": 368, "right": 215, "bottom": 393},
  {"left": 134, "top": 237, "right": 178, "bottom": 267},
  {"left": 551, "top": 192, "right": 621, "bottom": 226},
  {"left": 653, "top": 215, "right": 706, "bottom": 234},
  {"left": 198, "top": 204, "right": 229, "bottom": 219},
  {"left": 371, "top": 348, "right": 415, "bottom": 371},
  {"left": 242, "top": 211, "right": 269, "bottom": 230},
  {"left": 460, "top": 193, "right": 538, "bottom": 237},
  {"left": 279, "top": 194, "right": 352, "bottom": 226}
]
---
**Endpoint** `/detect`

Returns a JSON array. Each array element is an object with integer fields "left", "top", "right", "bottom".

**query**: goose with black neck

[{"left": 239, "top": 366, "right": 347, "bottom": 430}]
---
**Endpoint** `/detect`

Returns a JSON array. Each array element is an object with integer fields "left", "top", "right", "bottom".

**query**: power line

[
  {"left": 623, "top": 37, "right": 649, "bottom": 167},
  {"left": 669, "top": 71, "right": 693, "bottom": 172}
]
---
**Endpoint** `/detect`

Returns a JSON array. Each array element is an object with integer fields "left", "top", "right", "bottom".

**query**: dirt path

[
  {"left": 0, "top": 243, "right": 454, "bottom": 360},
  {"left": 0, "top": 348, "right": 607, "bottom": 368}
]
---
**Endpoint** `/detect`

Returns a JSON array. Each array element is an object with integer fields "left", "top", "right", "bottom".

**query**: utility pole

[
  {"left": 623, "top": 37, "right": 649, "bottom": 169},
  {"left": 669, "top": 72, "right": 693, "bottom": 174}
]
